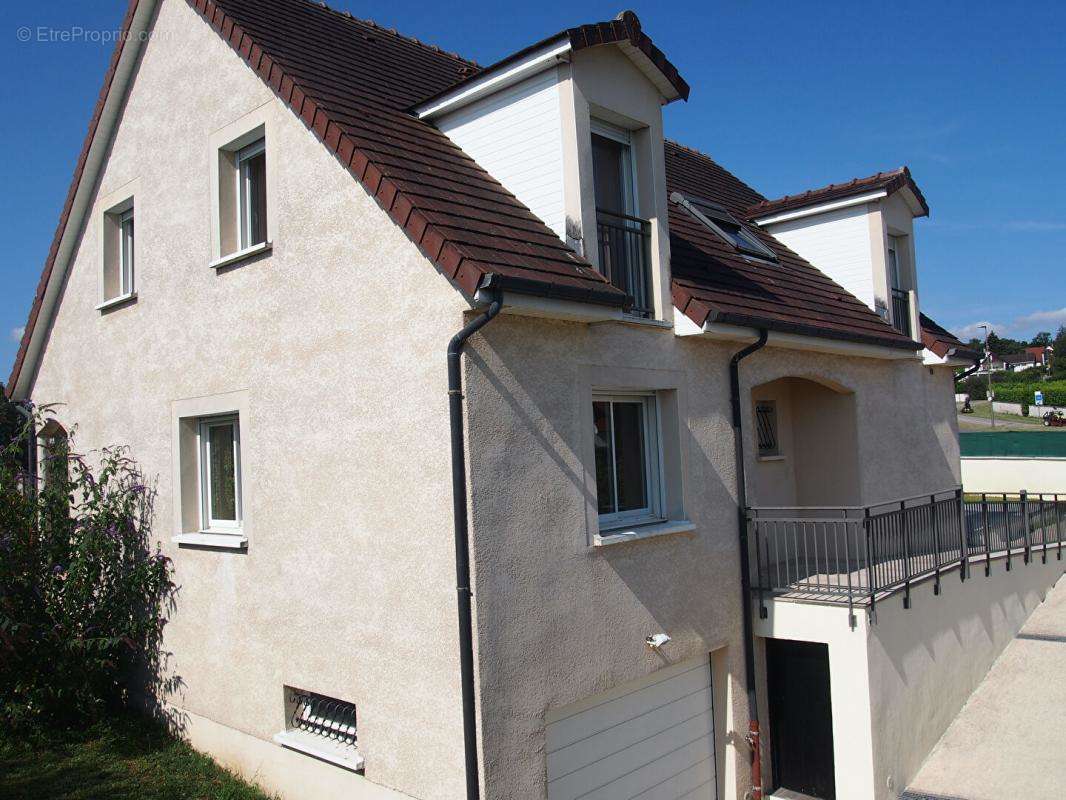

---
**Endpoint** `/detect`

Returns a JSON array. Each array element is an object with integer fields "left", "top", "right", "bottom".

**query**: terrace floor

[{"left": 902, "top": 574, "right": 1066, "bottom": 800}]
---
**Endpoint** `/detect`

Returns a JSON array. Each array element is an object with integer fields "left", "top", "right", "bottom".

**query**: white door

[{"left": 545, "top": 657, "right": 717, "bottom": 800}]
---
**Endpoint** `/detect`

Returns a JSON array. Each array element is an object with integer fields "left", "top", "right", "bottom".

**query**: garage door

[{"left": 545, "top": 657, "right": 717, "bottom": 800}]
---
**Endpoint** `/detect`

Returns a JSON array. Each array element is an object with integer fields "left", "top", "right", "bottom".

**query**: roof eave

[
  {"left": 412, "top": 11, "right": 688, "bottom": 119},
  {"left": 676, "top": 314, "right": 922, "bottom": 361}
]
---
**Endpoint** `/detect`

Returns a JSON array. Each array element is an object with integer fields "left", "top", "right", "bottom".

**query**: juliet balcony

[{"left": 596, "top": 208, "right": 653, "bottom": 319}]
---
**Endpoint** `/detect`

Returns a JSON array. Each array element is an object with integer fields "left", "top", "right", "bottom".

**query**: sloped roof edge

[
  {"left": 749, "top": 166, "right": 930, "bottom": 220},
  {"left": 7, "top": 0, "right": 149, "bottom": 398},
  {"left": 413, "top": 10, "right": 689, "bottom": 116}
]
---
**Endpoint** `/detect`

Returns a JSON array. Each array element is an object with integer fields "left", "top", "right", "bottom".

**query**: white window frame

[
  {"left": 96, "top": 181, "right": 140, "bottom": 310},
  {"left": 119, "top": 207, "right": 135, "bottom": 296},
  {"left": 590, "top": 118, "right": 638, "bottom": 218},
  {"left": 197, "top": 414, "right": 242, "bottom": 534},
  {"left": 593, "top": 392, "right": 664, "bottom": 530},
  {"left": 237, "top": 138, "right": 266, "bottom": 250},
  {"left": 887, "top": 234, "right": 903, "bottom": 289}
]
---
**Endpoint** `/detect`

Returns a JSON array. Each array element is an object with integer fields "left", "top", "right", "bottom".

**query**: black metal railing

[
  {"left": 749, "top": 489, "right": 1064, "bottom": 619},
  {"left": 596, "top": 208, "right": 653, "bottom": 318},
  {"left": 287, "top": 688, "right": 358, "bottom": 747},
  {"left": 891, "top": 288, "right": 912, "bottom": 337}
]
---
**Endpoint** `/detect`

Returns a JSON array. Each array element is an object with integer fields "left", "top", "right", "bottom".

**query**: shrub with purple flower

[{"left": 0, "top": 408, "right": 174, "bottom": 727}]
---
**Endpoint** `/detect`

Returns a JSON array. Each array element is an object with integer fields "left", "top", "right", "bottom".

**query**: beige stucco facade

[
  {"left": 19, "top": 3, "right": 977, "bottom": 800},
  {"left": 27, "top": 2, "right": 471, "bottom": 797},
  {"left": 462, "top": 317, "right": 962, "bottom": 799}
]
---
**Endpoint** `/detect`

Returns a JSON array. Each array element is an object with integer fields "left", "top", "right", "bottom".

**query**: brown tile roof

[
  {"left": 414, "top": 10, "right": 688, "bottom": 111},
  {"left": 747, "top": 166, "right": 930, "bottom": 220},
  {"left": 191, "top": 0, "right": 627, "bottom": 304},
  {"left": 919, "top": 313, "right": 981, "bottom": 362},
  {"left": 9, "top": 1, "right": 919, "bottom": 393},
  {"left": 666, "top": 142, "right": 919, "bottom": 350},
  {"left": 8, "top": 0, "right": 638, "bottom": 392}
]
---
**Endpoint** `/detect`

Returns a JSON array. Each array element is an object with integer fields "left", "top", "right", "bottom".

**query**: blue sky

[{"left": 3, "top": 1, "right": 1065, "bottom": 376}]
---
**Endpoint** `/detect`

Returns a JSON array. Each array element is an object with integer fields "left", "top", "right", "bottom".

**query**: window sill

[
  {"left": 273, "top": 729, "right": 365, "bottom": 773},
  {"left": 756, "top": 454, "right": 786, "bottom": 462},
  {"left": 619, "top": 315, "right": 673, "bottom": 329},
  {"left": 171, "top": 532, "right": 247, "bottom": 550},
  {"left": 209, "top": 241, "right": 272, "bottom": 270},
  {"left": 594, "top": 519, "right": 696, "bottom": 547},
  {"left": 95, "top": 292, "right": 137, "bottom": 312}
]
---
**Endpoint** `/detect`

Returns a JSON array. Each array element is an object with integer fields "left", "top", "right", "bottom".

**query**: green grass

[
  {"left": 962, "top": 401, "right": 1049, "bottom": 427},
  {"left": 0, "top": 713, "right": 275, "bottom": 800}
]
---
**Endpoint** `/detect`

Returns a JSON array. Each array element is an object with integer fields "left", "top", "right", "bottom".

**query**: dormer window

[
  {"left": 591, "top": 120, "right": 653, "bottom": 318},
  {"left": 674, "top": 194, "right": 777, "bottom": 262}
]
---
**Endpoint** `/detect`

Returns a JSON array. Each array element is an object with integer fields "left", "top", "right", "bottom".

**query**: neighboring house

[
  {"left": 999, "top": 346, "right": 1053, "bottom": 373},
  {"left": 1003, "top": 352, "right": 1040, "bottom": 372},
  {"left": 6, "top": 3, "right": 1059, "bottom": 800},
  {"left": 977, "top": 346, "right": 1052, "bottom": 374}
]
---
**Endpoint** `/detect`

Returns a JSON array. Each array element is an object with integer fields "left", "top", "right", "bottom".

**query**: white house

[{"left": 7, "top": 2, "right": 1057, "bottom": 800}]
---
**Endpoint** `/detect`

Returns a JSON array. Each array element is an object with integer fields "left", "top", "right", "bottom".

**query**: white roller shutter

[{"left": 545, "top": 657, "right": 718, "bottom": 800}]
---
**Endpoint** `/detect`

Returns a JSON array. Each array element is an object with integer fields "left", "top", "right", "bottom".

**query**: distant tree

[
  {"left": 1052, "top": 326, "right": 1066, "bottom": 379},
  {"left": 984, "top": 331, "right": 1029, "bottom": 356},
  {"left": 1031, "top": 331, "right": 1053, "bottom": 347}
]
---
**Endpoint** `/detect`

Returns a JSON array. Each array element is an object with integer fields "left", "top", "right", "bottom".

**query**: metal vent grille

[
  {"left": 287, "top": 688, "right": 357, "bottom": 747},
  {"left": 755, "top": 401, "right": 778, "bottom": 456}
]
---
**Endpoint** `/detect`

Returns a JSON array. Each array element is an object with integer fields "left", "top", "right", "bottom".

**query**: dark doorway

[{"left": 766, "top": 638, "right": 836, "bottom": 800}]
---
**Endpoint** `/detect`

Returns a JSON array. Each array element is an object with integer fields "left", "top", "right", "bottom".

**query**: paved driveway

[{"left": 904, "top": 574, "right": 1066, "bottom": 800}]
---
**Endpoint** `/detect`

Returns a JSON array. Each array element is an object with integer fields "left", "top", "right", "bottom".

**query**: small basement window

[
  {"left": 755, "top": 401, "right": 780, "bottom": 457},
  {"left": 674, "top": 193, "right": 778, "bottom": 262},
  {"left": 593, "top": 393, "right": 663, "bottom": 529},
  {"left": 274, "top": 687, "right": 364, "bottom": 772}
]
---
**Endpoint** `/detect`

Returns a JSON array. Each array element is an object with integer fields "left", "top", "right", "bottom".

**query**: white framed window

[
  {"left": 887, "top": 235, "right": 903, "bottom": 289},
  {"left": 98, "top": 188, "right": 138, "bottom": 308},
  {"left": 592, "top": 392, "right": 664, "bottom": 529},
  {"left": 119, "top": 208, "right": 135, "bottom": 296},
  {"left": 237, "top": 138, "right": 267, "bottom": 250},
  {"left": 210, "top": 117, "right": 273, "bottom": 269},
  {"left": 755, "top": 401, "right": 780, "bottom": 458},
  {"left": 590, "top": 119, "right": 637, "bottom": 218},
  {"left": 198, "top": 414, "right": 242, "bottom": 533}
]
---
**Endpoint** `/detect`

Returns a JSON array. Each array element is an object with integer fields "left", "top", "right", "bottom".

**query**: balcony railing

[
  {"left": 748, "top": 490, "right": 1064, "bottom": 620},
  {"left": 891, "top": 288, "right": 912, "bottom": 337},
  {"left": 596, "top": 209, "right": 653, "bottom": 318}
]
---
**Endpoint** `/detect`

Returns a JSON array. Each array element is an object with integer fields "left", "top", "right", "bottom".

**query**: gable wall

[{"left": 28, "top": 1, "right": 470, "bottom": 797}]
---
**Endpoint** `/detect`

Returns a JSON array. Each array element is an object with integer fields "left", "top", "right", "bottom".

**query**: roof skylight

[{"left": 670, "top": 192, "right": 778, "bottom": 262}]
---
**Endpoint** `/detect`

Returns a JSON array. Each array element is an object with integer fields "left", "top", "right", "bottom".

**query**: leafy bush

[
  {"left": 993, "top": 381, "right": 1066, "bottom": 406},
  {"left": 0, "top": 409, "right": 173, "bottom": 727}
]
